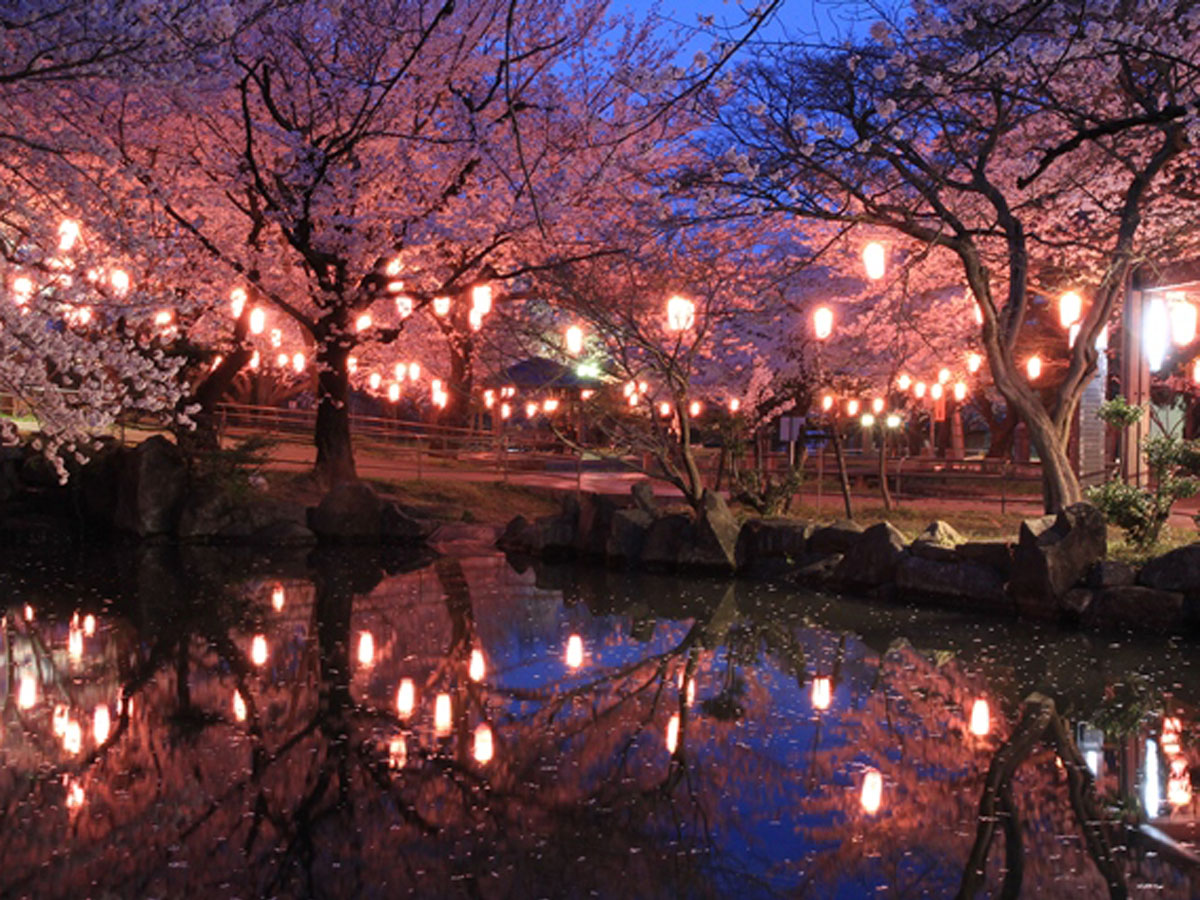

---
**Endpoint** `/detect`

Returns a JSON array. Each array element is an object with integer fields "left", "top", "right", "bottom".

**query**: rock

[
  {"left": 306, "top": 480, "right": 383, "bottom": 541},
  {"left": 605, "top": 508, "right": 654, "bottom": 565},
  {"left": 1009, "top": 503, "right": 1107, "bottom": 616},
  {"left": 574, "top": 493, "right": 619, "bottom": 558},
  {"left": 791, "top": 552, "right": 843, "bottom": 585},
  {"left": 429, "top": 522, "right": 501, "bottom": 552},
  {"left": 834, "top": 521, "right": 907, "bottom": 588},
  {"left": 496, "top": 515, "right": 537, "bottom": 553},
  {"left": 1087, "top": 559, "right": 1136, "bottom": 589},
  {"left": 380, "top": 501, "right": 437, "bottom": 543},
  {"left": 641, "top": 512, "right": 693, "bottom": 570},
  {"left": 631, "top": 482, "right": 658, "bottom": 515},
  {"left": 1060, "top": 587, "right": 1095, "bottom": 617},
  {"left": 251, "top": 520, "right": 317, "bottom": 545},
  {"left": 678, "top": 490, "right": 739, "bottom": 574},
  {"left": 1084, "top": 586, "right": 1185, "bottom": 631},
  {"left": 911, "top": 520, "right": 965, "bottom": 561},
  {"left": 1138, "top": 543, "right": 1200, "bottom": 594},
  {"left": 955, "top": 541, "right": 1015, "bottom": 578},
  {"left": 809, "top": 519, "right": 865, "bottom": 554},
  {"left": 114, "top": 436, "right": 188, "bottom": 536},
  {"left": 735, "top": 517, "right": 812, "bottom": 571},
  {"left": 531, "top": 513, "right": 577, "bottom": 557},
  {"left": 76, "top": 443, "right": 124, "bottom": 526},
  {"left": 895, "top": 555, "right": 1011, "bottom": 612}
]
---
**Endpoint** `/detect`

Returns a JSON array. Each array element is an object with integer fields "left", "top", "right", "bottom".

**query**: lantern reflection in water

[
  {"left": 389, "top": 736, "right": 407, "bottom": 769},
  {"left": 233, "top": 690, "right": 247, "bottom": 722},
  {"left": 686, "top": 678, "right": 696, "bottom": 707},
  {"left": 666, "top": 714, "right": 680, "bottom": 754},
  {"left": 474, "top": 723, "right": 494, "bottom": 764},
  {"left": 565, "top": 634, "right": 584, "bottom": 669},
  {"left": 65, "top": 779, "right": 85, "bottom": 810},
  {"left": 63, "top": 719, "right": 82, "bottom": 755},
  {"left": 94, "top": 704, "right": 111, "bottom": 744},
  {"left": 24, "top": 603, "right": 33, "bottom": 622},
  {"left": 811, "top": 676, "right": 832, "bottom": 711},
  {"left": 18, "top": 673, "right": 36, "bottom": 709},
  {"left": 434, "top": 693, "right": 452, "bottom": 736},
  {"left": 469, "top": 648, "right": 485, "bottom": 682},
  {"left": 83, "top": 614, "right": 96, "bottom": 637},
  {"left": 357, "top": 631, "right": 375, "bottom": 667},
  {"left": 53, "top": 704, "right": 69, "bottom": 736},
  {"left": 969, "top": 698, "right": 990, "bottom": 737},
  {"left": 68, "top": 626, "right": 83, "bottom": 662},
  {"left": 397, "top": 679, "right": 415, "bottom": 718},
  {"left": 1168, "top": 758, "right": 1193, "bottom": 808},
  {"left": 251, "top": 634, "right": 268, "bottom": 666},
  {"left": 271, "top": 584, "right": 285, "bottom": 611},
  {"left": 860, "top": 768, "right": 883, "bottom": 814}
]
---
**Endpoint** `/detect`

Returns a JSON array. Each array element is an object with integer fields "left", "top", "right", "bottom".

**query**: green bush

[{"left": 1085, "top": 399, "right": 1200, "bottom": 548}]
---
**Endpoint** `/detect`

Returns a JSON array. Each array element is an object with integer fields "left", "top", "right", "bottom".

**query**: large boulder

[
  {"left": 809, "top": 519, "right": 865, "bottom": 554},
  {"left": 573, "top": 493, "right": 619, "bottom": 558},
  {"left": 834, "top": 521, "right": 907, "bottom": 588},
  {"left": 496, "top": 514, "right": 537, "bottom": 553},
  {"left": 178, "top": 491, "right": 312, "bottom": 543},
  {"left": 1009, "top": 503, "right": 1107, "bottom": 617},
  {"left": 641, "top": 512, "right": 693, "bottom": 570},
  {"left": 895, "top": 555, "right": 1011, "bottom": 612},
  {"left": 531, "top": 513, "right": 577, "bottom": 557},
  {"left": 1083, "top": 586, "right": 1185, "bottom": 631},
  {"left": 955, "top": 540, "right": 1015, "bottom": 578},
  {"left": 735, "top": 517, "right": 812, "bottom": 571},
  {"left": 114, "top": 436, "right": 188, "bottom": 536},
  {"left": 1087, "top": 559, "right": 1136, "bottom": 589},
  {"left": 307, "top": 481, "right": 383, "bottom": 541},
  {"left": 910, "top": 520, "right": 965, "bottom": 562},
  {"left": 631, "top": 482, "right": 658, "bottom": 516},
  {"left": 605, "top": 508, "right": 654, "bottom": 565},
  {"left": 678, "top": 490, "right": 740, "bottom": 574},
  {"left": 1138, "top": 543, "right": 1200, "bottom": 594},
  {"left": 380, "top": 501, "right": 437, "bottom": 543}
]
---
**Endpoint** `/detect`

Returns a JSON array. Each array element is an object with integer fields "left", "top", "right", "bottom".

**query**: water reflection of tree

[{"left": 1, "top": 550, "right": 1197, "bottom": 899}]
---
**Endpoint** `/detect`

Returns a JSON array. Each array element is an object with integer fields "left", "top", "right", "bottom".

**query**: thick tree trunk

[
  {"left": 314, "top": 341, "right": 357, "bottom": 485},
  {"left": 179, "top": 346, "right": 253, "bottom": 453},
  {"left": 441, "top": 336, "right": 474, "bottom": 428},
  {"left": 1026, "top": 411, "right": 1082, "bottom": 513}
]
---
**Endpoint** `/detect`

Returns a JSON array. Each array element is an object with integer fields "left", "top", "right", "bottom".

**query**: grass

[
  {"left": 1106, "top": 523, "right": 1197, "bottom": 565},
  {"left": 374, "top": 478, "right": 562, "bottom": 523},
  {"left": 763, "top": 501, "right": 1031, "bottom": 541}
]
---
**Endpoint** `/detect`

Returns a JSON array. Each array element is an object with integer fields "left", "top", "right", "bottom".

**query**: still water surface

[{"left": 1, "top": 543, "right": 1198, "bottom": 898}]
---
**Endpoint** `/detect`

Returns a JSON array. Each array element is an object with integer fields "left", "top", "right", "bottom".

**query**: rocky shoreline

[{"left": 498, "top": 486, "right": 1200, "bottom": 635}]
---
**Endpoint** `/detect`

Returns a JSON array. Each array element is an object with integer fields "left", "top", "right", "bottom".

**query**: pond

[{"left": 1, "top": 543, "right": 1198, "bottom": 899}]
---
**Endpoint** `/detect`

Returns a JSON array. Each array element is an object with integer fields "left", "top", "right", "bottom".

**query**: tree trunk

[
  {"left": 877, "top": 426, "right": 892, "bottom": 510},
  {"left": 830, "top": 422, "right": 853, "bottom": 519},
  {"left": 314, "top": 340, "right": 357, "bottom": 485},
  {"left": 1004, "top": 392, "right": 1082, "bottom": 513},
  {"left": 179, "top": 347, "right": 253, "bottom": 454}
]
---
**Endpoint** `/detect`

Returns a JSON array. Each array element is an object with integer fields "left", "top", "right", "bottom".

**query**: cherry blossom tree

[{"left": 692, "top": 0, "right": 1200, "bottom": 511}]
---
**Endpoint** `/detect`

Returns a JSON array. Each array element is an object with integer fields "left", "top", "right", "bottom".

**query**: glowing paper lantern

[
  {"left": 270, "top": 328, "right": 282, "bottom": 348},
  {"left": 292, "top": 352, "right": 305, "bottom": 373},
  {"left": 666, "top": 294, "right": 695, "bottom": 331},
  {"left": 1059, "top": 291, "right": 1082, "bottom": 329},
  {"left": 469, "top": 649, "right": 486, "bottom": 682},
  {"left": 230, "top": 287, "right": 247, "bottom": 318},
  {"left": 861, "top": 413, "right": 875, "bottom": 428},
  {"left": 433, "top": 296, "right": 451, "bottom": 316},
  {"left": 1193, "top": 359, "right": 1200, "bottom": 385},
  {"left": 565, "top": 634, "right": 584, "bottom": 669},
  {"left": 812, "top": 306, "right": 834, "bottom": 340},
  {"left": 953, "top": 382, "right": 967, "bottom": 402},
  {"left": 729, "top": 398, "right": 740, "bottom": 413},
  {"left": 395, "top": 295, "right": 413, "bottom": 317},
  {"left": 408, "top": 362, "right": 420, "bottom": 381},
  {"left": 543, "top": 398, "right": 560, "bottom": 413},
  {"left": 251, "top": 634, "right": 268, "bottom": 666},
  {"left": 914, "top": 382, "right": 927, "bottom": 399},
  {"left": 388, "top": 382, "right": 401, "bottom": 402},
  {"left": 860, "top": 768, "right": 883, "bottom": 814},
  {"left": 885, "top": 413, "right": 901, "bottom": 428},
  {"left": 689, "top": 400, "right": 702, "bottom": 417},
  {"left": 1026, "top": 355, "right": 1042, "bottom": 381},
  {"left": 59, "top": 219, "right": 80, "bottom": 251},
  {"left": 846, "top": 399, "right": 859, "bottom": 416},
  {"left": 12, "top": 275, "right": 33, "bottom": 305},
  {"left": 821, "top": 394, "right": 834, "bottom": 411},
  {"left": 526, "top": 401, "right": 539, "bottom": 418},
  {"left": 930, "top": 383, "right": 944, "bottom": 401},
  {"left": 434, "top": 693, "right": 452, "bottom": 736},
  {"left": 862, "top": 242, "right": 886, "bottom": 280},
  {"left": 565, "top": 325, "right": 583, "bottom": 355},
  {"left": 109, "top": 269, "right": 129, "bottom": 296},
  {"left": 368, "top": 372, "right": 382, "bottom": 390},
  {"left": 474, "top": 723, "right": 494, "bottom": 764},
  {"left": 659, "top": 401, "right": 672, "bottom": 418},
  {"left": 469, "top": 307, "right": 483, "bottom": 331},
  {"left": 396, "top": 679, "right": 415, "bottom": 718},
  {"left": 871, "top": 397, "right": 884, "bottom": 414},
  {"left": 938, "top": 368, "right": 950, "bottom": 385},
  {"left": 897, "top": 374, "right": 911, "bottom": 390},
  {"left": 356, "top": 313, "right": 372, "bottom": 332},
  {"left": 967, "top": 353, "right": 982, "bottom": 374},
  {"left": 357, "top": 631, "right": 375, "bottom": 667},
  {"left": 969, "top": 698, "right": 990, "bottom": 736},
  {"left": 472, "top": 284, "right": 493, "bottom": 315}
]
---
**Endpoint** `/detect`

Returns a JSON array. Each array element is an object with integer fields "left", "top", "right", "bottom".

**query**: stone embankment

[{"left": 498, "top": 486, "right": 1200, "bottom": 634}]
